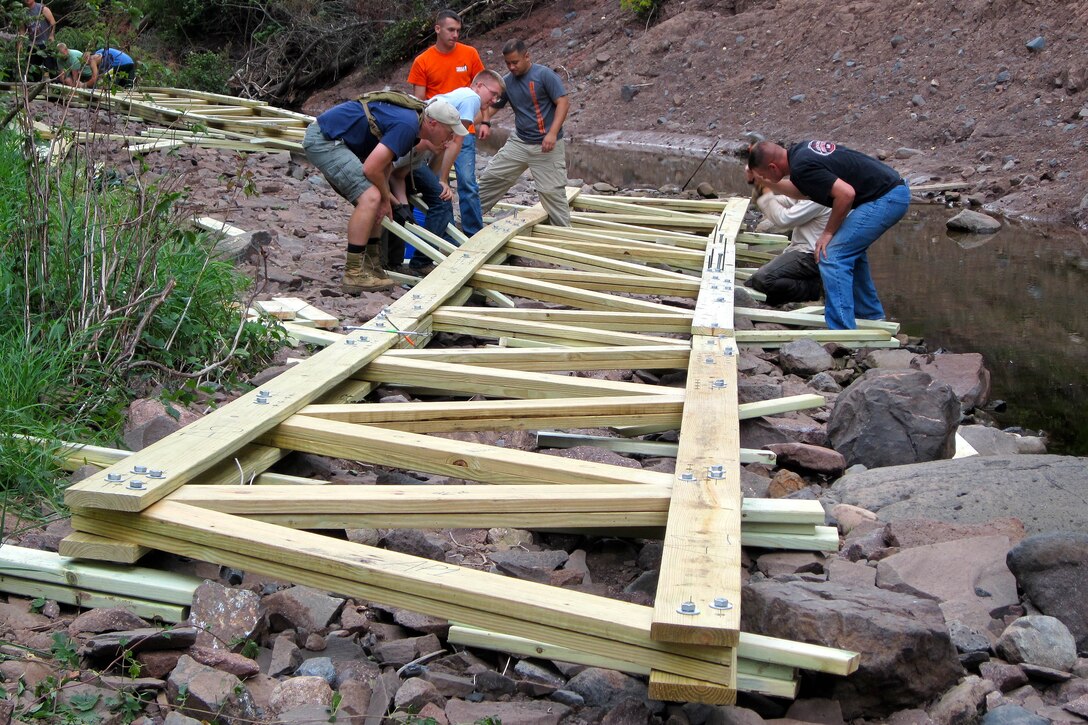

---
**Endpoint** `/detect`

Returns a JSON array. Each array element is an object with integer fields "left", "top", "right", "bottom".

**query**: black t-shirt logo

[{"left": 808, "top": 141, "right": 836, "bottom": 156}]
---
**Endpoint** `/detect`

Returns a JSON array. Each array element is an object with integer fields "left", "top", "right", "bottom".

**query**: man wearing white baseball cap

[{"left": 303, "top": 97, "right": 465, "bottom": 293}]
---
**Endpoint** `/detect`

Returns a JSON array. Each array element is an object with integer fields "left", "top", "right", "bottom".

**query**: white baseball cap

[{"left": 424, "top": 100, "right": 469, "bottom": 136}]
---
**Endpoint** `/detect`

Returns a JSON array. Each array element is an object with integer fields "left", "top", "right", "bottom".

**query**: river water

[{"left": 484, "top": 137, "right": 1088, "bottom": 455}]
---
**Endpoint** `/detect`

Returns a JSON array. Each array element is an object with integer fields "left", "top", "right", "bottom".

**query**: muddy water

[{"left": 481, "top": 136, "right": 1088, "bottom": 454}]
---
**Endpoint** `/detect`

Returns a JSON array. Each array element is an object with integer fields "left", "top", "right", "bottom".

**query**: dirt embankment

[{"left": 307, "top": 0, "right": 1088, "bottom": 228}]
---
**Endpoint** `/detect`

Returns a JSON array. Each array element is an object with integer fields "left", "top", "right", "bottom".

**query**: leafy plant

[
  {"left": 620, "top": 0, "right": 663, "bottom": 21},
  {"left": 49, "top": 633, "right": 79, "bottom": 669}
]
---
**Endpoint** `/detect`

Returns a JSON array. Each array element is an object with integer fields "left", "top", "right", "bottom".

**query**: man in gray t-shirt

[{"left": 477, "top": 40, "right": 571, "bottom": 226}]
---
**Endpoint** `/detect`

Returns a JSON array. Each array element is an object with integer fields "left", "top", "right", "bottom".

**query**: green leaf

[{"left": 70, "top": 692, "right": 100, "bottom": 711}]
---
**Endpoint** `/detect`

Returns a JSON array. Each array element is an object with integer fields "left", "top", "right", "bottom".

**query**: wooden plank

[
  {"left": 299, "top": 395, "right": 685, "bottom": 432},
  {"left": 440, "top": 308, "right": 694, "bottom": 333},
  {"left": 652, "top": 336, "right": 742, "bottom": 648},
  {"left": 271, "top": 297, "right": 338, "bottom": 329},
  {"left": 484, "top": 267, "right": 701, "bottom": 296},
  {"left": 58, "top": 532, "right": 150, "bottom": 563},
  {"left": 571, "top": 211, "right": 718, "bottom": 231},
  {"left": 735, "top": 329, "right": 893, "bottom": 347},
  {"left": 0, "top": 576, "right": 187, "bottom": 622},
  {"left": 72, "top": 502, "right": 737, "bottom": 684},
  {"left": 262, "top": 416, "right": 670, "bottom": 486},
  {"left": 193, "top": 216, "right": 247, "bottom": 237},
  {"left": 431, "top": 310, "right": 686, "bottom": 347},
  {"left": 736, "top": 306, "right": 901, "bottom": 334},
  {"left": 471, "top": 269, "right": 680, "bottom": 313},
  {"left": 385, "top": 345, "right": 690, "bottom": 371},
  {"left": 64, "top": 197, "right": 556, "bottom": 512},
  {"left": 534, "top": 223, "right": 709, "bottom": 246},
  {"left": 503, "top": 238, "right": 698, "bottom": 279},
  {"left": 0, "top": 545, "right": 200, "bottom": 605},
  {"left": 356, "top": 357, "right": 676, "bottom": 398},
  {"left": 691, "top": 198, "right": 747, "bottom": 336},
  {"left": 253, "top": 299, "right": 297, "bottom": 320},
  {"left": 450, "top": 626, "right": 791, "bottom": 701},
  {"left": 512, "top": 237, "right": 705, "bottom": 270},
  {"left": 536, "top": 431, "right": 776, "bottom": 465}
]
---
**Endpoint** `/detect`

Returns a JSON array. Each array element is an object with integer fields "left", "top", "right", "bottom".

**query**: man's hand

[
  {"left": 379, "top": 198, "right": 394, "bottom": 222},
  {"left": 477, "top": 124, "right": 491, "bottom": 141},
  {"left": 814, "top": 230, "right": 833, "bottom": 261},
  {"left": 438, "top": 181, "right": 453, "bottom": 201},
  {"left": 541, "top": 132, "right": 557, "bottom": 153}
]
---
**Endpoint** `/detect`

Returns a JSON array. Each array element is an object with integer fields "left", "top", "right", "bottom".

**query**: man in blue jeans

[{"left": 747, "top": 140, "right": 910, "bottom": 329}]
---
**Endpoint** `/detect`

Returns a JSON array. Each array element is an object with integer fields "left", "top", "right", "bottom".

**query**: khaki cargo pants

[{"left": 478, "top": 137, "right": 570, "bottom": 227}]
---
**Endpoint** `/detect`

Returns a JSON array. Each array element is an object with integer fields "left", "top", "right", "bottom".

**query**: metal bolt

[
  {"left": 132, "top": 465, "right": 147, "bottom": 474},
  {"left": 255, "top": 396, "right": 268, "bottom": 405},
  {"left": 708, "top": 465, "right": 725, "bottom": 479},
  {"left": 259, "top": 390, "right": 271, "bottom": 397},
  {"left": 359, "top": 336, "right": 369, "bottom": 342},
  {"left": 127, "top": 479, "right": 146, "bottom": 490},
  {"left": 711, "top": 378, "right": 726, "bottom": 389},
  {"left": 345, "top": 339, "right": 356, "bottom": 346},
  {"left": 676, "top": 601, "right": 700, "bottom": 615},
  {"left": 710, "top": 597, "right": 733, "bottom": 610},
  {"left": 413, "top": 304, "right": 422, "bottom": 311},
  {"left": 106, "top": 472, "right": 124, "bottom": 483},
  {"left": 678, "top": 471, "right": 696, "bottom": 482},
  {"left": 147, "top": 470, "right": 165, "bottom": 479},
  {"left": 705, "top": 356, "right": 714, "bottom": 364},
  {"left": 462, "top": 252, "right": 471, "bottom": 258},
  {"left": 716, "top": 297, "right": 725, "bottom": 303}
]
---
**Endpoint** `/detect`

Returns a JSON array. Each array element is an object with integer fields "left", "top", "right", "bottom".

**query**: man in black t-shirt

[{"left": 748, "top": 140, "right": 911, "bottom": 329}]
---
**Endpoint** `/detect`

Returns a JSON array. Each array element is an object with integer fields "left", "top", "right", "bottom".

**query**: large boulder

[
  {"left": 831, "top": 455, "right": 1088, "bottom": 535},
  {"left": 827, "top": 369, "right": 960, "bottom": 468},
  {"left": 740, "top": 580, "right": 962, "bottom": 718},
  {"left": 875, "top": 535, "right": 1018, "bottom": 630},
  {"left": 1006, "top": 532, "right": 1088, "bottom": 651},
  {"left": 995, "top": 615, "right": 1078, "bottom": 671},
  {"left": 909, "top": 353, "right": 992, "bottom": 410}
]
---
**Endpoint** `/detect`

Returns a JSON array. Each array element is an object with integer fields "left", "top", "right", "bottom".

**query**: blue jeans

[
  {"left": 409, "top": 164, "right": 454, "bottom": 244},
  {"left": 819, "top": 182, "right": 910, "bottom": 329},
  {"left": 455, "top": 133, "right": 483, "bottom": 237}
]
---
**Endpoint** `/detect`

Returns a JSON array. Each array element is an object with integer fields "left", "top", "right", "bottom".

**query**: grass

[{"left": 0, "top": 108, "right": 285, "bottom": 521}]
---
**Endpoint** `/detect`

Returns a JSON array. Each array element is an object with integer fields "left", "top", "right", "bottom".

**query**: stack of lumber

[
  {"left": 0, "top": 545, "right": 200, "bottom": 622},
  {"left": 248, "top": 297, "right": 339, "bottom": 330}
]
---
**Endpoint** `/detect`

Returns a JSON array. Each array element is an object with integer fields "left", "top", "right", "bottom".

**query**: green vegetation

[
  {"left": 620, "top": 0, "right": 663, "bottom": 21},
  {"left": 0, "top": 117, "right": 285, "bottom": 518}
]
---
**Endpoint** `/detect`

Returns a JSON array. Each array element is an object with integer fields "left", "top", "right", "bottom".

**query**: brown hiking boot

[{"left": 342, "top": 250, "right": 394, "bottom": 294}]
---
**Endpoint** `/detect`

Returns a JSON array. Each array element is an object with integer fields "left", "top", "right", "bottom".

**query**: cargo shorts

[{"left": 303, "top": 122, "right": 370, "bottom": 204}]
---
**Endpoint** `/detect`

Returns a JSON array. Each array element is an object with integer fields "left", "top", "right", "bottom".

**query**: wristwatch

[{"left": 479, "top": 121, "right": 491, "bottom": 127}]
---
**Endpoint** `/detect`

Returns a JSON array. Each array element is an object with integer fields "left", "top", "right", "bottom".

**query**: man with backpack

[{"left": 303, "top": 95, "right": 467, "bottom": 294}]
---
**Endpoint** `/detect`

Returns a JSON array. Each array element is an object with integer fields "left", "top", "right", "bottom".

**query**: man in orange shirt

[{"left": 408, "top": 10, "right": 488, "bottom": 239}]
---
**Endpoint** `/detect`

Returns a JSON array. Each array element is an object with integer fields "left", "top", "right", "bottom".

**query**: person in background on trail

[
  {"left": 747, "top": 140, "right": 910, "bottom": 329},
  {"left": 407, "top": 9, "right": 487, "bottom": 241},
  {"left": 302, "top": 97, "right": 467, "bottom": 294},
  {"left": 19, "top": 0, "right": 57, "bottom": 77},
  {"left": 55, "top": 43, "right": 90, "bottom": 87},
  {"left": 743, "top": 166, "right": 829, "bottom": 306},
  {"left": 85, "top": 47, "right": 136, "bottom": 88},
  {"left": 387, "top": 69, "right": 507, "bottom": 273},
  {"left": 477, "top": 39, "right": 571, "bottom": 227}
]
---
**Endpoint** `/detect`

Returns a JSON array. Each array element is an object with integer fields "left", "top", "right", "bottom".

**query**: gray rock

[
  {"left": 393, "top": 677, "right": 446, "bottom": 711},
  {"left": 831, "top": 456, "right": 1088, "bottom": 535},
  {"left": 948, "top": 621, "right": 993, "bottom": 654},
  {"left": 809, "top": 372, "right": 843, "bottom": 393},
  {"left": 444, "top": 699, "right": 569, "bottom": 725},
  {"left": 827, "top": 369, "right": 960, "bottom": 469},
  {"left": 778, "top": 339, "right": 834, "bottom": 376},
  {"left": 947, "top": 209, "right": 1002, "bottom": 234},
  {"left": 895, "top": 147, "right": 924, "bottom": 159},
  {"left": 550, "top": 689, "right": 585, "bottom": 707},
  {"left": 864, "top": 349, "right": 918, "bottom": 369},
  {"left": 1026, "top": 37, "right": 1045, "bottom": 51},
  {"left": 996, "top": 615, "right": 1078, "bottom": 671},
  {"left": 790, "top": 94, "right": 806, "bottom": 103},
  {"left": 958, "top": 425, "right": 1022, "bottom": 455},
  {"left": 981, "top": 704, "right": 1049, "bottom": 725},
  {"left": 263, "top": 586, "right": 345, "bottom": 634},
  {"left": 267, "top": 676, "right": 332, "bottom": 716},
  {"left": 294, "top": 656, "right": 336, "bottom": 685},
  {"left": 1006, "top": 532, "right": 1088, "bottom": 651},
  {"left": 740, "top": 580, "right": 962, "bottom": 717},
  {"left": 491, "top": 549, "right": 569, "bottom": 582},
  {"left": 978, "top": 661, "right": 1029, "bottom": 692},
  {"left": 566, "top": 667, "right": 650, "bottom": 709},
  {"left": 268, "top": 634, "right": 302, "bottom": 677}
]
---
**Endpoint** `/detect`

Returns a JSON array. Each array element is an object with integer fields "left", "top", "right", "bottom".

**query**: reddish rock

[
  {"left": 394, "top": 676, "right": 446, "bottom": 711},
  {"left": 269, "top": 633, "right": 303, "bottom": 677},
  {"left": 741, "top": 580, "right": 963, "bottom": 718},
  {"left": 740, "top": 414, "right": 828, "bottom": 450},
  {"left": 267, "top": 676, "right": 333, "bottom": 715},
  {"left": 263, "top": 585, "right": 345, "bottom": 634},
  {"left": 767, "top": 442, "right": 846, "bottom": 475},
  {"left": 768, "top": 469, "right": 806, "bottom": 498},
  {"left": 926, "top": 675, "right": 996, "bottom": 725},
  {"left": 831, "top": 503, "right": 879, "bottom": 534},
  {"left": 756, "top": 552, "right": 827, "bottom": 578},
  {"left": 391, "top": 608, "right": 450, "bottom": 637},
  {"left": 189, "top": 645, "right": 260, "bottom": 679},
  {"left": 886, "top": 518, "right": 1027, "bottom": 549},
  {"left": 167, "top": 655, "right": 258, "bottom": 724},
  {"left": 875, "top": 535, "right": 1018, "bottom": 630},
  {"left": 910, "top": 352, "right": 991, "bottom": 410},
  {"left": 602, "top": 698, "right": 651, "bottom": 724},
  {"left": 136, "top": 650, "right": 183, "bottom": 679},
  {"left": 784, "top": 698, "right": 845, "bottom": 725},
  {"left": 828, "top": 559, "right": 877, "bottom": 588},
  {"left": 68, "top": 607, "right": 149, "bottom": 638}
]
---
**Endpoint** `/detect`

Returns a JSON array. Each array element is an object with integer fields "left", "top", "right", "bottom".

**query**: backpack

[{"left": 357, "top": 91, "right": 427, "bottom": 139}]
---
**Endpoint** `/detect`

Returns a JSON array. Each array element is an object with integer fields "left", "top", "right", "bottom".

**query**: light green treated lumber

[
  {"left": 0, "top": 545, "right": 202, "bottom": 605},
  {"left": 741, "top": 525, "right": 840, "bottom": 552},
  {"left": 0, "top": 575, "right": 188, "bottom": 622},
  {"left": 614, "top": 394, "right": 826, "bottom": 436},
  {"left": 735, "top": 306, "right": 900, "bottom": 334},
  {"left": 447, "top": 625, "right": 798, "bottom": 699},
  {"left": 535, "top": 431, "right": 776, "bottom": 465}
]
